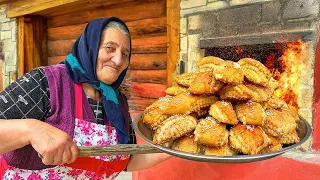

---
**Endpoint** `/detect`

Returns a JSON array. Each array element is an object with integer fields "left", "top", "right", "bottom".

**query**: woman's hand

[{"left": 26, "top": 120, "right": 79, "bottom": 165}]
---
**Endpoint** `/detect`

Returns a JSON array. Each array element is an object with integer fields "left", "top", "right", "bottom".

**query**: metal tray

[{"left": 132, "top": 114, "right": 312, "bottom": 163}]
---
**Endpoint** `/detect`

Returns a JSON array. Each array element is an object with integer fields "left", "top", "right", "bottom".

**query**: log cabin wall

[{"left": 46, "top": 0, "right": 168, "bottom": 120}]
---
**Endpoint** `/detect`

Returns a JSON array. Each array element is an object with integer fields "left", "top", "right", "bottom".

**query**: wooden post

[
  {"left": 0, "top": 55, "right": 3, "bottom": 92},
  {"left": 167, "top": 0, "right": 180, "bottom": 87},
  {"left": 18, "top": 16, "right": 47, "bottom": 77}
]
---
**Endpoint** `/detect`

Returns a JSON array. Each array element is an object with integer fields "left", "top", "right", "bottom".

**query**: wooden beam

[
  {"left": 48, "top": 36, "right": 167, "bottom": 57},
  {"left": 8, "top": 0, "right": 81, "bottom": 18},
  {"left": 167, "top": 0, "right": 180, "bottom": 86},
  {"left": 47, "top": 1, "right": 166, "bottom": 28},
  {"left": 47, "top": 17, "right": 167, "bottom": 41},
  {"left": 128, "top": 69, "right": 167, "bottom": 84},
  {"left": 130, "top": 54, "right": 167, "bottom": 70}
]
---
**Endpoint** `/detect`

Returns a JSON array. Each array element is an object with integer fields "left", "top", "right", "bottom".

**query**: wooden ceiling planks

[
  {"left": 47, "top": 0, "right": 166, "bottom": 28},
  {"left": 6, "top": 0, "right": 132, "bottom": 18}
]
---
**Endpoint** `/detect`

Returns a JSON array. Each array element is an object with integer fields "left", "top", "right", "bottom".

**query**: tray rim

[{"left": 132, "top": 114, "right": 312, "bottom": 163}]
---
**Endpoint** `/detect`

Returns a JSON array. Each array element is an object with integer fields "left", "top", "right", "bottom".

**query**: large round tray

[{"left": 133, "top": 114, "right": 312, "bottom": 163}]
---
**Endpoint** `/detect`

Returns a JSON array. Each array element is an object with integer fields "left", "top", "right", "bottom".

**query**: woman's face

[{"left": 96, "top": 27, "right": 130, "bottom": 85}]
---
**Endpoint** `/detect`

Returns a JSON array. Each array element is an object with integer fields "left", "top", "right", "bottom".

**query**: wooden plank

[
  {"left": 47, "top": 17, "right": 167, "bottom": 41},
  {"left": 128, "top": 69, "right": 167, "bottom": 84},
  {"left": 47, "top": 1, "right": 166, "bottom": 28},
  {"left": 128, "top": 82, "right": 166, "bottom": 99},
  {"left": 18, "top": 16, "right": 47, "bottom": 76},
  {"left": 47, "top": 24, "right": 85, "bottom": 41},
  {"left": 18, "top": 17, "right": 25, "bottom": 77},
  {"left": 132, "top": 36, "right": 167, "bottom": 54},
  {"left": 33, "top": 0, "right": 132, "bottom": 17},
  {"left": 8, "top": 0, "right": 82, "bottom": 18},
  {"left": 48, "top": 36, "right": 166, "bottom": 57},
  {"left": 0, "top": 59, "right": 2, "bottom": 91},
  {"left": 167, "top": 0, "right": 180, "bottom": 86},
  {"left": 48, "top": 56, "right": 66, "bottom": 65},
  {"left": 48, "top": 40, "right": 75, "bottom": 57},
  {"left": 128, "top": 97, "right": 158, "bottom": 111},
  {"left": 130, "top": 54, "right": 167, "bottom": 70}
]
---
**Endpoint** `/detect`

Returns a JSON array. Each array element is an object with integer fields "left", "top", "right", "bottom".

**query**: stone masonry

[
  {"left": 179, "top": 0, "right": 319, "bottom": 159},
  {"left": 0, "top": 4, "right": 17, "bottom": 90}
]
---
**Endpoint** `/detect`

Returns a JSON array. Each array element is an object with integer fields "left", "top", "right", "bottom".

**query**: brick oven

[{"left": 134, "top": 0, "right": 320, "bottom": 180}]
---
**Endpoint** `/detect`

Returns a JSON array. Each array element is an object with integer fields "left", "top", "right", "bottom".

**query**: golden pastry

[
  {"left": 260, "top": 135, "right": 282, "bottom": 154},
  {"left": 280, "top": 106, "right": 299, "bottom": 122},
  {"left": 213, "top": 60, "right": 244, "bottom": 85},
  {"left": 153, "top": 115, "right": 198, "bottom": 144},
  {"left": 235, "top": 101, "right": 266, "bottom": 126},
  {"left": 189, "top": 71, "right": 224, "bottom": 95},
  {"left": 219, "top": 84, "right": 253, "bottom": 101},
  {"left": 268, "top": 77, "right": 279, "bottom": 92},
  {"left": 175, "top": 72, "right": 197, "bottom": 87},
  {"left": 198, "top": 56, "right": 224, "bottom": 72},
  {"left": 209, "top": 101, "right": 238, "bottom": 125},
  {"left": 162, "top": 92, "right": 218, "bottom": 115},
  {"left": 203, "top": 144, "right": 238, "bottom": 156},
  {"left": 194, "top": 116, "right": 229, "bottom": 147},
  {"left": 144, "top": 95, "right": 172, "bottom": 113},
  {"left": 172, "top": 135, "right": 200, "bottom": 154},
  {"left": 262, "top": 95, "right": 287, "bottom": 110},
  {"left": 277, "top": 131, "right": 300, "bottom": 144},
  {"left": 143, "top": 108, "right": 170, "bottom": 130},
  {"left": 190, "top": 107, "right": 210, "bottom": 119},
  {"left": 229, "top": 124, "right": 269, "bottom": 155},
  {"left": 245, "top": 83, "right": 271, "bottom": 102},
  {"left": 238, "top": 58, "right": 272, "bottom": 87},
  {"left": 165, "top": 85, "right": 187, "bottom": 96},
  {"left": 263, "top": 108, "right": 297, "bottom": 137}
]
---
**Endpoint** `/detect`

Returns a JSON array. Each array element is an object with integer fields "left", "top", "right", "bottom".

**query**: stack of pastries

[{"left": 142, "top": 56, "right": 300, "bottom": 156}]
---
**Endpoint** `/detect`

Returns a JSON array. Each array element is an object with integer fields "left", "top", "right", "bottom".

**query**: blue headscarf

[{"left": 65, "top": 17, "right": 131, "bottom": 144}]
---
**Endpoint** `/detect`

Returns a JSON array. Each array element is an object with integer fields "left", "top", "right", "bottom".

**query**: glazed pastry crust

[
  {"left": 175, "top": 72, "right": 197, "bottom": 87},
  {"left": 165, "top": 85, "right": 187, "bottom": 96},
  {"left": 198, "top": 56, "right": 224, "bottom": 72},
  {"left": 213, "top": 60, "right": 244, "bottom": 85},
  {"left": 262, "top": 95, "right": 287, "bottom": 110},
  {"left": 238, "top": 58, "right": 272, "bottom": 87},
  {"left": 172, "top": 135, "right": 200, "bottom": 153},
  {"left": 194, "top": 116, "right": 229, "bottom": 147},
  {"left": 260, "top": 136, "right": 282, "bottom": 154},
  {"left": 203, "top": 144, "right": 238, "bottom": 156},
  {"left": 235, "top": 101, "right": 266, "bottom": 126},
  {"left": 229, "top": 124, "right": 269, "bottom": 155},
  {"left": 189, "top": 71, "right": 224, "bottom": 95},
  {"left": 209, "top": 101, "right": 238, "bottom": 125},
  {"left": 219, "top": 84, "right": 253, "bottom": 101},
  {"left": 153, "top": 115, "right": 198, "bottom": 144},
  {"left": 263, "top": 108, "right": 297, "bottom": 137},
  {"left": 245, "top": 83, "right": 271, "bottom": 102},
  {"left": 278, "top": 131, "right": 300, "bottom": 144},
  {"left": 162, "top": 92, "right": 218, "bottom": 115}
]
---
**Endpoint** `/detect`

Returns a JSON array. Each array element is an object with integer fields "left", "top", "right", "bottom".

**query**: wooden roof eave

[{"left": 3, "top": 0, "right": 84, "bottom": 18}]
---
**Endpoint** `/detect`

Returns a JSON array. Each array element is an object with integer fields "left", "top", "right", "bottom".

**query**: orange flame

[{"left": 273, "top": 40, "right": 306, "bottom": 110}]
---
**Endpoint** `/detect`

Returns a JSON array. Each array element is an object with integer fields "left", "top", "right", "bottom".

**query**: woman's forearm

[
  {"left": 0, "top": 119, "right": 33, "bottom": 155},
  {"left": 126, "top": 153, "right": 172, "bottom": 171}
]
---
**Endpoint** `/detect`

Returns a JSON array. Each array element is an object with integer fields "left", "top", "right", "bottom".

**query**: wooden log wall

[{"left": 47, "top": 0, "right": 167, "bottom": 120}]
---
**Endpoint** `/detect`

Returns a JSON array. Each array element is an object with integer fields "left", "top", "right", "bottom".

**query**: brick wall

[
  {"left": 180, "top": 0, "right": 319, "bottom": 157},
  {"left": 0, "top": 5, "right": 17, "bottom": 90}
]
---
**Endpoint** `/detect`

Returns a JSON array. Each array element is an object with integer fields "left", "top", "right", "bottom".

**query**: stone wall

[
  {"left": 180, "top": 0, "right": 319, "bottom": 154},
  {"left": 0, "top": 5, "right": 17, "bottom": 90}
]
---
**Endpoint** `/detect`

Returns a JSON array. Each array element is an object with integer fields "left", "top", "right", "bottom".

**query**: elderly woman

[{"left": 0, "top": 17, "right": 171, "bottom": 179}]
